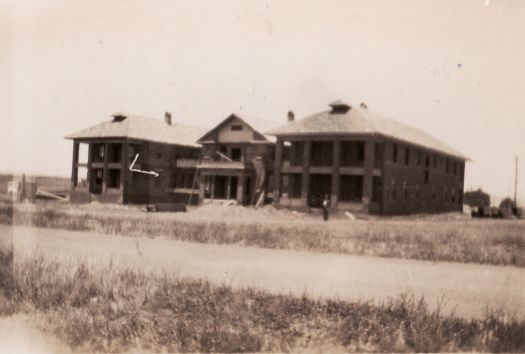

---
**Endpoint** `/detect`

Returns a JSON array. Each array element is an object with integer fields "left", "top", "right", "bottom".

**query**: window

[
  {"left": 392, "top": 188, "right": 397, "bottom": 201},
  {"left": 417, "top": 150, "right": 422, "bottom": 165},
  {"left": 128, "top": 144, "right": 141, "bottom": 163},
  {"left": 108, "top": 169, "right": 120, "bottom": 189},
  {"left": 372, "top": 177, "right": 382, "bottom": 203},
  {"left": 231, "top": 125, "right": 243, "bottom": 131},
  {"left": 433, "top": 154, "right": 437, "bottom": 168},
  {"left": 186, "top": 171, "right": 195, "bottom": 188},
  {"left": 156, "top": 152, "right": 162, "bottom": 159},
  {"left": 404, "top": 147, "right": 410, "bottom": 165},
  {"left": 91, "top": 144, "right": 105, "bottom": 162},
  {"left": 341, "top": 141, "right": 365, "bottom": 167},
  {"left": 453, "top": 161, "right": 457, "bottom": 175},
  {"left": 424, "top": 171, "right": 430, "bottom": 184},
  {"left": 404, "top": 187, "right": 409, "bottom": 200},
  {"left": 425, "top": 156, "right": 430, "bottom": 168},
  {"left": 288, "top": 174, "right": 302, "bottom": 198},
  {"left": 451, "top": 187, "right": 456, "bottom": 203},
  {"left": 311, "top": 141, "right": 333, "bottom": 166},
  {"left": 290, "top": 141, "right": 304, "bottom": 166},
  {"left": 446, "top": 159, "right": 449, "bottom": 174},
  {"left": 109, "top": 144, "right": 122, "bottom": 163},
  {"left": 393, "top": 144, "right": 398, "bottom": 163},
  {"left": 339, "top": 175, "right": 363, "bottom": 201},
  {"left": 281, "top": 175, "right": 289, "bottom": 197},
  {"left": 231, "top": 147, "right": 242, "bottom": 161},
  {"left": 374, "top": 143, "right": 384, "bottom": 168},
  {"left": 415, "top": 184, "right": 420, "bottom": 200}
]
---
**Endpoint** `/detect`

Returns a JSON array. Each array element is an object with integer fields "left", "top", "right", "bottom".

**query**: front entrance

[
  {"left": 90, "top": 169, "right": 103, "bottom": 194},
  {"left": 211, "top": 175, "right": 238, "bottom": 200},
  {"left": 308, "top": 174, "right": 331, "bottom": 208},
  {"left": 229, "top": 176, "right": 238, "bottom": 200}
]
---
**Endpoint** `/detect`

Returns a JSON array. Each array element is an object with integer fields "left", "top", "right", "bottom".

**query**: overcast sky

[{"left": 1, "top": 0, "right": 524, "bottom": 204}]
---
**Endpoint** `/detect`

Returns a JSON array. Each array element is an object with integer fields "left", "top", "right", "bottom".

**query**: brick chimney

[
  {"left": 287, "top": 110, "right": 295, "bottom": 122},
  {"left": 360, "top": 102, "right": 368, "bottom": 109},
  {"left": 164, "top": 112, "right": 172, "bottom": 126}
]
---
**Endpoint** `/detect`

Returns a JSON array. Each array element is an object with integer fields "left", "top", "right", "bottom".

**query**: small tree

[{"left": 463, "top": 188, "right": 490, "bottom": 208}]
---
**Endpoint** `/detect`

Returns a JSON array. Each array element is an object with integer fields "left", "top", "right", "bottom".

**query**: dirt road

[{"left": 6, "top": 225, "right": 525, "bottom": 319}]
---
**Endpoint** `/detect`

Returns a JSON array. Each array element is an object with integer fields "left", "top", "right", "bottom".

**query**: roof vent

[
  {"left": 112, "top": 112, "right": 127, "bottom": 122},
  {"left": 164, "top": 112, "right": 172, "bottom": 126},
  {"left": 360, "top": 102, "right": 368, "bottom": 109},
  {"left": 287, "top": 110, "right": 295, "bottom": 122},
  {"left": 329, "top": 99, "right": 351, "bottom": 114}
]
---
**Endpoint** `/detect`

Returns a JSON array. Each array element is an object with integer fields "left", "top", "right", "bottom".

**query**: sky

[{"left": 1, "top": 0, "right": 524, "bottom": 205}]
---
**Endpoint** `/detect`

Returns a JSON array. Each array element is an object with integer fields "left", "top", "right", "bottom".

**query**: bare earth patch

[{"left": 0, "top": 314, "right": 69, "bottom": 353}]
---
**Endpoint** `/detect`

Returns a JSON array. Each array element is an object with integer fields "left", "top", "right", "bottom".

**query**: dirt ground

[
  {"left": 7, "top": 224, "right": 525, "bottom": 320},
  {"left": 17, "top": 198, "right": 483, "bottom": 225},
  {"left": 0, "top": 314, "right": 69, "bottom": 353}
]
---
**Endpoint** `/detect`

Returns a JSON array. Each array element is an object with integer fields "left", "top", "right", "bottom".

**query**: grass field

[
  {"left": 1, "top": 251, "right": 524, "bottom": 353},
  {"left": 0, "top": 173, "right": 70, "bottom": 194},
  {"left": 1, "top": 201, "right": 524, "bottom": 267}
]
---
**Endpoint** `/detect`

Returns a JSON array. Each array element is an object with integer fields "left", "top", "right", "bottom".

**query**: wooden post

[
  {"left": 273, "top": 139, "right": 283, "bottom": 205},
  {"left": 102, "top": 142, "right": 109, "bottom": 193},
  {"left": 301, "top": 140, "right": 311, "bottom": 207},
  {"left": 211, "top": 175, "right": 215, "bottom": 200},
  {"left": 237, "top": 174, "right": 244, "bottom": 205},
  {"left": 86, "top": 143, "right": 93, "bottom": 192},
  {"left": 362, "top": 140, "right": 375, "bottom": 210},
  {"left": 226, "top": 176, "right": 232, "bottom": 200},
  {"left": 71, "top": 141, "right": 79, "bottom": 190},
  {"left": 198, "top": 175, "right": 205, "bottom": 204},
  {"left": 120, "top": 141, "right": 128, "bottom": 192},
  {"left": 331, "top": 139, "right": 340, "bottom": 207}
]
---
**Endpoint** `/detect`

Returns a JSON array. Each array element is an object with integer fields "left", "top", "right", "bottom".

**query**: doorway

[
  {"left": 90, "top": 169, "right": 103, "bottom": 194},
  {"left": 308, "top": 174, "right": 331, "bottom": 208},
  {"left": 229, "top": 176, "right": 238, "bottom": 199}
]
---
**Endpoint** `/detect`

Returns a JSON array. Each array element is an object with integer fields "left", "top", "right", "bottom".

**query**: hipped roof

[
  {"left": 65, "top": 113, "right": 205, "bottom": 148},
  {"left": 267, "top": 102, "right": 467, "bottom": 160}
]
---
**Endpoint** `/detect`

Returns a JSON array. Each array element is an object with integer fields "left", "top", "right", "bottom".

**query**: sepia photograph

[{"left": 0, "top": 0, "right": 524, "bottom": 352}]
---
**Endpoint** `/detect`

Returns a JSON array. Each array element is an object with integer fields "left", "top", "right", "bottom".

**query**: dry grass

[
  {"left": 1, "top": 251, "right": 524, "bottom": 353},
  {"left": 2, "top": 202, "right": 525, "bottom": 267}
]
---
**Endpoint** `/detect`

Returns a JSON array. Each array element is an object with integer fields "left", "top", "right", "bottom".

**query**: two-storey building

[
  {"left": 195, "top": 113, "right": 275, "bottom": 205},
  {"left": 268, "top": 100, "right": 467, "bottom": 214},
  {"left": 66, "top": 112, "right": 204, "bottom": 204}
]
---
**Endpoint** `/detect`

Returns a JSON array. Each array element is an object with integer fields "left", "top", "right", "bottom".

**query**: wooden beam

[
  {"left": 120, "top": 141, "right": 128, "bottom": 193},
  {"left": 331, "top": 139, "right": 340, "bottom": 207},
  {"left": 211, "top": 175, "right": 215, "bottom": 200},
  {"left": 71, "top": 141, "right": 79, "bottom": 190},
  {"left": 362, "top": 140, "right": 375, "bottom": 209},
  {"left": 273, "top": 139, "right": 283, "bottom": 205},
  {"left": 226, "top": 176, "right": 231, "bottom": 200},
  {"left": 102, "top": 142, "right": 109, "bottom": 193},
  {"left": 301, "top": 140, "right": 311, "bottom": 206},
  {"left": 237, "top": 174, "right": 244, "bottom": 205}
]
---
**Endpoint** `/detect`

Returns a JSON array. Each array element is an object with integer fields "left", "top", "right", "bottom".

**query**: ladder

[
  {"left": 188, "top": 157, "right": 202, "bottom": 205},
  {"left": 251, "top": 160, "right": 266, "bottom": 206}
]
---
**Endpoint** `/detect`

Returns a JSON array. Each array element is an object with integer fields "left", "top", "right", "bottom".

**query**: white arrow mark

[{"left": 129, "top": 153, "right": 160, "bottom": 177}]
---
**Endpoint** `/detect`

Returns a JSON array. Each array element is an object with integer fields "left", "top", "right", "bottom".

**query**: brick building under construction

[
  {"left": 66, "top": 100, "right": 467, "bottom": 214},
  {"left": 268, "top": 100, "right": 466, "bottom": 214}
]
